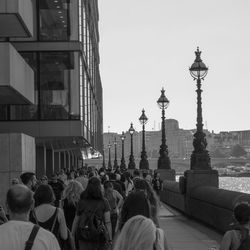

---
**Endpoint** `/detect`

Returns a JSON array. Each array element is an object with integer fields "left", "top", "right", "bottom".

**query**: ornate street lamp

[
  {"left": 157, "top": 88, "right": 171, "bottom": 169},
  {"left": 113, "top": 137, "right": 118, "bottom": 170},
  {"left": 120, "top": 131, "right": 126, "bottom": 171},
  {"left": 108, "top": 142, "right": 112, "bottom": 170},
  {"left": 139, "top": 109, "right": 149, "bottom": 169},
  {"left": 189, "top": 47, "right": 211, "bottom": 170},
  {"left": 102, "top": 146, "right": 106, "bottom": 169},
  {"left": 128, "top": 123, "right": 136, "bottom": 169}
]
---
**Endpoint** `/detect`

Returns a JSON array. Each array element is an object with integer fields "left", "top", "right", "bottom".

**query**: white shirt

[{"left": 0, "top": 220, "right": 60, "bottom": 250}]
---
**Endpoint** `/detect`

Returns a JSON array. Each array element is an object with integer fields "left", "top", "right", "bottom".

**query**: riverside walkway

[{"left": 159, "top": 203, "right": 223, "bottom": 250}]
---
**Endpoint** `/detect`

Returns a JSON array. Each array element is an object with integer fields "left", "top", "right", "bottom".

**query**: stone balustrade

[{"left": 161, "top": 178, "right": 250, "bottom": 232}]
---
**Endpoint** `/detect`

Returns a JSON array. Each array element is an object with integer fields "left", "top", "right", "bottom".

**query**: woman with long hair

[
  {"left": 31, "top": 184, "right": 68, "bottom": 245},
  {"left": 113, "top": 215, "right": 169, "bottom": 250},
  {"left": 62, "top": 180, "right": 83, "bottom": 229},
  {"left": 134, "top": 178, "right": 160, "bottom": 227},
  {"left": 71, "top": 177, "right": 112, "bottom": 250}
]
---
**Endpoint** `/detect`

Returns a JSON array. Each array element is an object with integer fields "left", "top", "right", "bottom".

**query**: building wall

[{"left": 0, "top": 0, "right": 103, "bottom": 176}]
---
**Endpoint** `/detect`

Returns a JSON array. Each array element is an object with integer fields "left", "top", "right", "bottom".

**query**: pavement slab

[{"left": 159, "top": 203, "right": 223, "bottom": 250}]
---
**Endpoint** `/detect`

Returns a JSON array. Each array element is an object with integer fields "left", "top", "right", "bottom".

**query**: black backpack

[
  {"left": 77, "top": 202, "right": 108, "bottom": 243},
  {"left": 237, "top": 227, "right": 250, "bottom": 250}
]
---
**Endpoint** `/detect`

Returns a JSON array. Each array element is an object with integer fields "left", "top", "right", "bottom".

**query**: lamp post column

[
  {"left": 139, "top": 109, "right": 149, "bottom": 170},
  {"left": 189, "top": 47, "right": 211, "bottom": 170},
  {"left": 120, "top": 132, "right": 126, "bottom": 171},
  {"left": 128, "top": 123, "right": 136, "bottom": 169},
  {"left": 108, "top": 143, "right": 112, "bottom": 170},
  {"left": 113, "top": 137, "right": 118, "bottom": 171},
  {"left": 157, "top": 88, "right": 171, "bottom": 169}
]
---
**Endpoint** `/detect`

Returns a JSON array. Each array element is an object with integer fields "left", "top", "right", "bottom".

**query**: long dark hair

[{"left": 80, "top": 177, "right": 103, "bottom": 200}]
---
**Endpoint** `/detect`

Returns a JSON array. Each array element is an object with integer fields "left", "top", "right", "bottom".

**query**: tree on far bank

[
  {"left": 210, "top": 148, "right": 226, "bottom": 158},
  {"left": 230, "top": 144, "right": 247, "bottom": 157}
]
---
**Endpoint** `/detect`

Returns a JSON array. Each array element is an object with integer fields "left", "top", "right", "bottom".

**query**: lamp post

[
  {"left": 108, "top": 142, "right": 112, "bottom": 170},
  {"left": 102, "top": 146, "right": 106, "bottom": 169},
  {"left": 113, "top": 137, "right": 118, "bottom": 170},
  {"left": 128, "top": 123, "right": 136, "bottom": 169},
  {"left": 139, "top": 109, "right": 149, "bottom": 169},
  {"left": 189, "top": 47, "right": 211, "bottom": 170},
  {"left": 120, "top": 131, "right": 126, "bottom": 171},
  {"left": 157, "top": 88, "right": 171, "bottom": 169}
]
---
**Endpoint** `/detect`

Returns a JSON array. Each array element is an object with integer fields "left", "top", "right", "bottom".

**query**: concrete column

[
  {"left": 54, "top": 151, "right": 60, "bottom": 173},
  {"left": 46, "top": 148, "right": 54, "bottom": 177},
  {"left": 60, "top": 152, "right": 65, "bottom": 170},
  {"left": 65, "top": 151, "right": 69, "bottom": 171},
  {"left": 36, "top": 145, "right": 46, "bottom": 178}
]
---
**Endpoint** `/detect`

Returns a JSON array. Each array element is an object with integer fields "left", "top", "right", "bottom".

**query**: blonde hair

[
  {"left": 62, "top": 180, "right": 83, "bottom": 206},
  {"left": 113, "top": 215, "right": 157, "bottom": 250}
]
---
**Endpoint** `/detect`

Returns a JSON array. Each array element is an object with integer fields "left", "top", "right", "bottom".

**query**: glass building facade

[{"left": 0, "top": 0, "right": 103, "bottom": 175}]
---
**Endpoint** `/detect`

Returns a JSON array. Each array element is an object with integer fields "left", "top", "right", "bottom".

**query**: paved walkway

[{"left": 159, "top": 203, "right": 223, "bottom": 250}]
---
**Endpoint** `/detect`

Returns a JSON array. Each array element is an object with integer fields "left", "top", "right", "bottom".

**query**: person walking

[
  {"left": 113, "top": 215, "right": 169, "bottom": 250},
  {"left": 0, "top": 184, "right": 60, "bottom": 250},
  {"left": 72, "top": 177, "right": 112, "bottom": 250},
  {"left": 31, "top": 184, "right": 68, "bottom": 247},
  {"left": 103, "top": 181, "right": 123, "bottom": 238},
  {"left": 220, "top": 203, "right": 250, "bottom": 250},
  {"left": 152, "top": 172, "right": 163, "bottom": 198},
  {"left": 62, "top": 180, "right": 83, "bottom": 229}
]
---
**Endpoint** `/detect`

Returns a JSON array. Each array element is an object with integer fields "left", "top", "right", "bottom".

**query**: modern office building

[{"left": 0, "top": 0, "right": 103, "bottom": 178}]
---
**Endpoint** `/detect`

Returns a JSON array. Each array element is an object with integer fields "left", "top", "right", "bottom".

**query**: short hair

[
  {"left": 6, "top": 185, "right": 33, "bottom": 214},
  {"left": 34, "top": 184, "right": 55, "bottom": 207},
  {"left": 113, "top": 215, "right": 157, "bottom": 250},
  {"left": 234, "top": 203, "right": 250, "bottom": 224},
  {"left": 20, "top": 172, "right": 35, "bottom": 185}
]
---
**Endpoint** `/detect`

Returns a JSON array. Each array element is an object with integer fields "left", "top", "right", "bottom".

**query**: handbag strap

[
  {"left": 51, "top": 208, "right": 58, "bottom": 233},
  {"left": 25, "top": 225, "right": 40, "bottom": 250}
]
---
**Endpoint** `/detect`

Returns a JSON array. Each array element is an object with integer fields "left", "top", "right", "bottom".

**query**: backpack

[
  {"left": 77, "top": 202, "right": 108, "bottom": 243},
  {"left": 237, "top": 227, "right": 250, "bottom": 250}
]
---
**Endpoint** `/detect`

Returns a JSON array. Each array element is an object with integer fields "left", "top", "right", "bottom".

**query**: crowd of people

[
  {"left": 1, "top": 166, "right": 250, "bottom": 250},
  {"left": 0, "top": 166, "right": 167, "bottom": 250}
]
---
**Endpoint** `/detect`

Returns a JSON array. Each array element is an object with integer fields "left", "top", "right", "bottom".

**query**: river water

[
  {"left": 176, "top": 176, "right": 250, "bottom": 194},
  {"left": 219, "top": 177, "right": 250, "bottom": 194}
]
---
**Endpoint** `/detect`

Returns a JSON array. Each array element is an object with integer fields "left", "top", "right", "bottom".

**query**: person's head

[
  {"left": 40, "top": 175, "right": 48, "bottom": 185},
  {"left": 81, "top": 177, "right": 103, "bottom": 200},
  {"left": 119, "top": 191, "right": 151, "bottom": 230},
  {"left": 20, "top": 172, "right": 37, "bottom": 190},
  {"left": 6, "top": 184, "right": 33, "bottom": 219},
  {"left": 63, "top": 180, "right": 83, "bottom": 206},
  {"left": 145, "top": 174, "right": 152, "bottom": 183},
  {"left": 154, "top": 172, "right": 160, "bottom": 179},
  {"left": 116, "top": 173, "right": 121, "bottom": 181},
  {"left": 133, "top": 169, "right": 140, "bottom": 178},
  {"left": 33, "top": 184, "right": 55, "bottom": 207},
  {"left": 11, "top": 178, "right": 19, "bottom": 186},
  {"left": 114, "top": 215, "right": 158, "bottom": 250},
  {"left": 233, "top": 202, "right": 250, "bottom": 225},
  {"left": 109, "top": 172, "right": 116, "bottom": 181},
  {"left": 59, "top": 169, "right": 65, "bottom": 175},
  {"left": 51, "top": 174, "right": 58, "bottom": 183},
  {"left": 69, "top": 170, "right": 75, "bottom": 180},
  {"left": 103, "top": 181, "right": 114, "bottom": 194}
]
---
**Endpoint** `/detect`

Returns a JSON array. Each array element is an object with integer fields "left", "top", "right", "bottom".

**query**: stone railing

[{"left": 161, "top": 178, "right": 250, "bottom": 233}]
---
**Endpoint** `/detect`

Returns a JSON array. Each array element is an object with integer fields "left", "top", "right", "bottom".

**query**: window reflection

[{"left": 39, "top": 0, "right": 70, "bottom": 41}]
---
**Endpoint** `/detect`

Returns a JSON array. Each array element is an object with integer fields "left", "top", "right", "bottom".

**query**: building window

[{"left": 38, "top": 0, "right": 70, "bottom": 41}]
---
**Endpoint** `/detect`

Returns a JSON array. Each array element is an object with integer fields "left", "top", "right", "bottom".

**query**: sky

[{"left": 98, "top": 0, "right": 250, "bottom": 134}]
